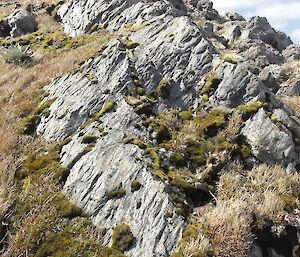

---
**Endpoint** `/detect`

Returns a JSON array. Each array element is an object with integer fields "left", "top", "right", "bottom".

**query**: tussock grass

[
  {"left": 0, "top": 9, "right": 112, "bottom": 254},
  {"left": 174, "top": 164, "right": 300, "bottom": 257},
  {"left": 281, "top": 96, "right": 300, "bottom": 117}
]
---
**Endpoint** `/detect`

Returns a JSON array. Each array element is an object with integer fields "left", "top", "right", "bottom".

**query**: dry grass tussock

[
  {"left": 0, "top": 27, "right": 110, "bottom": 184},
  {"left": 0, "top": 14, "right": 112, "bottom": 248},
  {"left": 280, "top": 96, "right": 300, "bottom": 117},
  {"left": 175, "top": 164, "right": 300, "bottom": 257}
]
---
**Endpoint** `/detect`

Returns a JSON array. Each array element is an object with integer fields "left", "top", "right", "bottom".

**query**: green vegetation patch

[
  {"left": 131, "top": 180, "right": 142, "bottom": 192},
  {"left": 112, "top": 223, "right": 134, "bottom": 253},
  {"left": 237, "top": 101, "right": 267, "bottom": 113},
  {"left": 106, "top": 188, "right": 126, "bottom": 200},
  {"left": 10, "top": 142, "right": 126, "bottom": 257},
  {"left": 201, "top": 73, "right": 222, "bottom": 95}
]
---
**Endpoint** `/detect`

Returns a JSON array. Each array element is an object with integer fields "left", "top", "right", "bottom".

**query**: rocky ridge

[{"left": 10, "top": 0, "right": 300, "bottom": 256}]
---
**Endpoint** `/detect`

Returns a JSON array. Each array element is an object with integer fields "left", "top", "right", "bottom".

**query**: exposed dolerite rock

[
  {"left": 7, "top": 9, "right": 38, "bottom": 37},
  {"left": 242, "top": 108, "right": 298, "bottom": 167},
  {"left": 60, "top": 100, "right": 185, "bottom": 257},
  {"left": 283, "top": 44, "right": 300, "bottom": 61},
  {"left": 30, "top": 0, "right": 300, "bottom": 256},
  {"left": 37, "top": 15, "right": 215, "bottom": 253},
  {"left": 210, "top": 63, "right": 267, "bottom": 107},
  {"left": 240, "top": 16, "right": 292, "bottom": 52}
]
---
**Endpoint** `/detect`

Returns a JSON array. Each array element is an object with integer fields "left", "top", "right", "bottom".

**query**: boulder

[
  {"left": 283, "top": 44, "right": 300, "bottom": 61},
  {"left": 7, "top": 9, "right": 37, "bottom": 37},
  {"left": 240, "top": 16, "right": 292, "bottom": 51},
  {"left": 224, "top": 12, "right": 245, "bottom": 22},
  {"left": 210, "top": 63, "right": 267, "bottom": 107},
  {"left": 241, "top": 108, "right": 297, "bottom": 167}
]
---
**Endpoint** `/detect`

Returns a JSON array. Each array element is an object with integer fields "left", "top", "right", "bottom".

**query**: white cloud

[
  {"left": 211, "top": 0, "right": 300, "bottom": 43},
  {"left": 255, "top": 1, "right": 300, "bottom": 29}
]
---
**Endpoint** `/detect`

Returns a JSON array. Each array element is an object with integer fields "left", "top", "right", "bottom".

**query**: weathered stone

[
  {"left": 210, "top": 63, "right": 267, "bottom": 107},
  {"left": 240, "top": 16, "right": 292, "bottom": 51},
  {"left": 241, "top": 108, "right": 297, "bottom": 167},
  {"left": 283, "top": 44, "right": 300, "bottom": 61},
  {"left": 224, "top": 12, "right": 245, "bottom": 22},
  {"left": 7, "top": 9, "right": 37, "bottom": 37},
  {"left": 277, "top": 80, "right": 300, "bottom": 97}
]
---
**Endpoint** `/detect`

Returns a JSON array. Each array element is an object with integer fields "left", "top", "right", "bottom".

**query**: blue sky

[{"left": 211, "top": 0, "right": 300, "bottom": 44}]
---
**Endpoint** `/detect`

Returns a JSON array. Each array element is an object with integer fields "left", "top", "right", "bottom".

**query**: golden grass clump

[
  {"left": 175, "top": 164, "right": 300, "bottom": 257},
  {"left": 280, "top": 96, "right": 300, "bottom": 117}
]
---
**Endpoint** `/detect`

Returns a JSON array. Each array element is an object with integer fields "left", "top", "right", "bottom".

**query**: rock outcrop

[
  {"left": 29, "top": 0, "right": 300, "bottom": 256},
  {"left": 4, "top": 9, "right": 38, "bottom": 37}
]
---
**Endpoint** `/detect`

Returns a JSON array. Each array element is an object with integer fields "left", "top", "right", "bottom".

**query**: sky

[{"left": 211, "top": 0, "right": 300, "bottom": 44}]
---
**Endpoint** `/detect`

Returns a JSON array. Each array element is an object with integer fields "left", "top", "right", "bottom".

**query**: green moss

[
  {"left": 82, "top": 134, "right": 98, "bottom": 144},
  {"left": 82, "top": 143, "right": 96, "bottom": 155},
  {"left": 201, "top": 73, "right": 222, "bottom": 95},
  {"left": 19, "top": 98, "right": 57, "bottom": 134},
  {"left": 156, "top": 79, "right": 172, "bottom": 98},
  {"left": 179, "top": 109, "right": 193, "bottom": 121},
  {"left": 52, "top": 194, "right": 83, "bottom": 219},
  {"left": 168, "top": 172, "right": 194, "bottom": 190},
  {"left": 106, "top": 188, "right": 126, "bottom": 200},
  {"left": 239, "top": 144, "right": 252, "bottom": 159},
  {"left": 237, "top": 101, "right": 267, "bottom": 113},
  {"left": 185, "top": 139, "right": 214, "bottom": 165},
  {"left": 131, "top": 180, "right": 142, "bottom": 192},
  {"left": 136, "top": 87, "right": 146, "bottom": 95},
  {"left": 19, "top": 114, "right": 40, "bottom": 134},
  {"left": 33, "top": 98, "right": 57, "bottom": 115},
  {"left": 222, "top": 53, "right": 240, "bottom": 64},
  {"left": 86, "top": 73, "right": 98, "bottom": 84},
  {"left": 123, "top": 137, "right": 148, "bottom": 150},
  {"left": 94, "top": 101, "right": 116, "bottom": 119},
  {"left": 150, "top": 122, "right": 171, "bottom": 143},
  {"left": 34, "top": 219, "right": 126, "bottom": 257},
  {"left": 112, "top": 223, "right": 134, "bottom": 253},
  {"left": 170, "top": 152, "right": 186, "bottom": 167},
  {"left": 120, "top": 38, "right": 139, "bottom": 49},
  {"left": 58, "top": 137, "right": 72, "bottom": 149},
  {"left": 144, "top": 147, "right": 161, "bottom": 171},
  {"left": 88, "top": 23, "right": 102, "bottom": 34},
  {"left": 200, "top": 108, "right": 226, "bottom": 130}
]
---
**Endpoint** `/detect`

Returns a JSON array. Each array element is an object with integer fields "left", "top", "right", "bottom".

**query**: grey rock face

[
  {"left": 224, "top": 12, "right": 245, "bottom": 22},
  {"left": 240, "top": 16, "right": 292, "bottom": 51},
  {"left": 277, "top": 80, "right": 300, "bottom": 97},
  {"left": 37, "top": 3, "right": 217, "bottom": 254},
  {"left": 241, "top": 109, "right": 297, "bottom": 167},
  {"left": 61, "top": 100, "right": 185, "bottom": 257},
  {"left": 283, "top": 44, "right": 300, "bottom": 61},
  {"left": 37, "top": 41, "right": 186, "bottom": 256},
  {"left": 36, "top": 0, "right": 300, "bottom": 256},
  {"left": 58, "top": 0, "right": 182, "bottom": 36},
  {"left": 241, "top": 41, "right": 285, "bottom": 66},
  {"left": 7, "top": 9, "right": 37, "bottom": 37},
  {"left": 210, "top": 63, "right": 267, "bottom": 108}
]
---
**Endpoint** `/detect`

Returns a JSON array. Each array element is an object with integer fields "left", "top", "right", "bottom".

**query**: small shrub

[
  {"left": 237, "top": 101, "right": 266, "bottom": 113},
  {"left": 2, "top": 46, "right": 31, "bottom": 64},
  {"left": 81, "top": 134, "right": 98, "bottom": 144},
  {"left": 106, "top": 188, "right": 126, "bottom": 200},
  {"left": 131, "top": 180, "right": 141, "bottom": 192},
  {"left": 112, "top": 223, "right": 134, "bottom": 252}
]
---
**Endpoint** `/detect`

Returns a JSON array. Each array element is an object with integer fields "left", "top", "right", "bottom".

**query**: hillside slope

[{"left": 1, "top": 0, "right": 300, "bottom": 257}]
